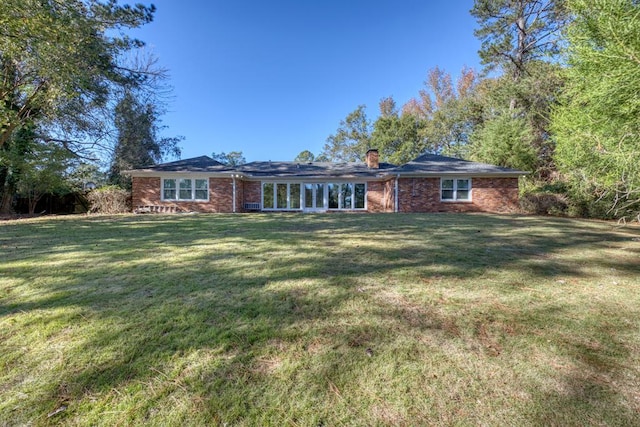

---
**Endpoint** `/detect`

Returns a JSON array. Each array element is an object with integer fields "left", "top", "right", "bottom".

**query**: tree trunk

[
  {"left": 0, "top": 168, "right": 15, "bottom": 214},
  {"left": 28, "top": 193, "right": 42, "bottom": 215},
  {"left": 514, "top": 14, "right": 526, "bottom": 81},
  {"left": 511, "top": 3, "right": 527, "bottom": 112},
  {"left": 0, "top": 187, "right": 13, "bottom": 214}
]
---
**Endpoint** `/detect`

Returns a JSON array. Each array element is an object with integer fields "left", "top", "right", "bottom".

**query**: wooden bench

[{"left": 244, "top": 203, "right": 261, "bottom": 211}]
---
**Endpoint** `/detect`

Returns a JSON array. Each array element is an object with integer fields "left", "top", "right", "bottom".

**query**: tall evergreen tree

[
  {"left": 552, "top": 0, "right": 640, "bottom": 219},
  {"left": 472, "top": 0, "right": 567, "bottom": 81},
  {"left": 109, "top": 91, "right": 181, "bottom": 188},
  {"left": 469, "top": 0, "right": 567, "bottom": 175}
]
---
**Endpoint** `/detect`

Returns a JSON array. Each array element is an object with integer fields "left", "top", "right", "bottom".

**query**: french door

[{"left": 303, "top": 183, "right": 325, "bottom": 211}]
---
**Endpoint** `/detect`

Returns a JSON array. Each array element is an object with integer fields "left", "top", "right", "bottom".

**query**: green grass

[{"left": 1, "top": 213, "right": 639, "bottom": 426}]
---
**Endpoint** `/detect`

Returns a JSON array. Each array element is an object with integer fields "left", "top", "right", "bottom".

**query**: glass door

[{"left": 303, "top": 183, "right": 326, "bottom": 211}]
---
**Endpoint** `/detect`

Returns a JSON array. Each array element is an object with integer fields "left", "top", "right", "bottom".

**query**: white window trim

[
  {"left": 262, "top": 182, "right": 303, "bottom": 211},
  {"left": 327, "top": 182, "right": 367, "bottom": 210},
  {"left": 161, "top": 177, "right": 210, "bottom": 202},
  {"left": 440, "top": 177, "right": 472, "bottom": 202},
  {"left": 303, "top": 183, "right": 326, "bottom": 210},
  {"left": 261, "top": 181, "right": 367, "bottom": 211}
]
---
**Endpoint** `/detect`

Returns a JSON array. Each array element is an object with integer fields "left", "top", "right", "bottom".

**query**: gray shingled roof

[
  {"left": 390, "top": 153, "right": 527, "bottom": 176},
  {"left": 128, "top": 153, "right": 527, "bottom": 177},
  {"left": 130, "top": 156, "right": 235, "bottom": 173},
  {"left": 237, "top": 161, "right": 396, "bottom": 178}
]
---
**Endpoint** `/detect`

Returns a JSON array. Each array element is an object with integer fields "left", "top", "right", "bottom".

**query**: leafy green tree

[
  {"left": 108, "top": 91, "right": 182, "bottom": 188},
  {"left": 294, "top": 150, "right": 315, "bottom": 162},
  {"left": 0, "top": 0, "right": 159, "bottom": 212},
  {"left": 211, "top": 151, "right": 246, "bottom": 166},
  {"left": 372, "top": 97, "right": 428, "bottom": 165},
  {"left": 320, "top": 69, "right": 482, "bottom": 166},
  {"left": 552, "top": 0, "right": 640, "bottom": 219},
  {"left": 402, "top": 67, "right": 482, "bottom": 159},
  {"left": 320, "top": 105, "right": 372, "bottom": 162},
  {"left": 17, "top": 143, "right": 74, "bottom": 215},
  {"left": 0, "top": 124, "right": 35, "bottom": 212},
  {"left": 67, "top": 163, "right": 107, "bottom": 192},
  {"left": 470, "top": 110, "right": 537, "bottom": 171},
  {"left": 0, "top": 0, "right": 156, "bottom": 148}
]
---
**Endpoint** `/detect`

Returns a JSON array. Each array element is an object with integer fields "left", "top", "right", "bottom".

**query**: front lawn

[{"left": 1, "top": 213, "right": 639, "bottom": 425}]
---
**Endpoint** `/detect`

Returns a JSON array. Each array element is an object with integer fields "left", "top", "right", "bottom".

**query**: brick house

[{"left": 127, "top": 150, "right": 526, "bottom": 213}]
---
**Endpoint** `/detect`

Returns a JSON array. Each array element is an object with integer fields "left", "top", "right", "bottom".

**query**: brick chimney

[{"left": 365, "top": 149, "right": 379, "bottom": 169}]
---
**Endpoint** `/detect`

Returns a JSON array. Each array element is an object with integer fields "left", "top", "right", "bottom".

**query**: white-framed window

[
  {"left": 263, "top": 183, "right": 274, "bottom": 209},
  {"left": 162, "top": 178, "right": 209, "bottom": 201},
  {"left": 262, "top": 182, "right": 303, "bottom": 210},
  {"left": 354, "top": 183, "right": 366, "bottom": 209},
  {"left": 327, "top": 182, "right": 366, "bottom": 209},
  {"left": 441, "top": 178, "right": 471, "bottom": 201},
  {"left": 304, "top": 183, "right": 324, "bottom": 209},
  {"left": 262, "top": 181, "right": 366, "bottom": 210}
]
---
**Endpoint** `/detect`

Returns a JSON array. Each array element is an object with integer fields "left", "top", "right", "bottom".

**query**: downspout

[
  {"left": 232, "top": 175, "right": 236, "bottom": 213},
  {"left": 394, "top": 174, "right": 399, "bottom": 213}
]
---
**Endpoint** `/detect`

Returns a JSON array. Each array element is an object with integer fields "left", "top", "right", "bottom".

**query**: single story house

[{"left": 127, "top": 149, "right": 527, "bottom": 213}]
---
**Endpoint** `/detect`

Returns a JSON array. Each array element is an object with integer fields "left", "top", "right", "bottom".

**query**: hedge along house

[{"left": 127, "top": 149, "right": 527, "bottom": 214}]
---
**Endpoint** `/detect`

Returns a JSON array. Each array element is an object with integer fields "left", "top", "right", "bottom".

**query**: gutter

[
  {"left": 232, "top": 175, "right": 237, "bottom": 213},
  {"left": 395, "top": 174, "right": 399, "bottom": 213}
]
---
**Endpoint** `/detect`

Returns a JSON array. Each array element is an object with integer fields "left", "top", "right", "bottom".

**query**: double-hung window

[
  {"left": 162, "top": 178, "right": 209, "bottom": 201},
  {"left": 441, "top": 178, "right": 471, "bottom": 201},
  {"left": 163, "top": 179, "right": 177, "bottom": 200}
]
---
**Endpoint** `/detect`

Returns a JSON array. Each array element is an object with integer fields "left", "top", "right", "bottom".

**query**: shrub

[
  {"left": 520, "top": 192, "right": 568, "bottom": 216},
  {"left": 86, "top": 186, "right": 130, "bottom": 214}
]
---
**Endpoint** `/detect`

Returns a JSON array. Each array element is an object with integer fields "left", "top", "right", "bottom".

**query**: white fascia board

[
  {"left": 127, "top": 170, "right": 235, "bottom": 178},
  {"left": 241, "top": 175, "right": 389, "bottom": 181}
]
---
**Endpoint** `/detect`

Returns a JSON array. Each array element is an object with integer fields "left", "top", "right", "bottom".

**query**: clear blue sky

[{"left": 131, "top": 1, "right": 482, "bottom": 162}]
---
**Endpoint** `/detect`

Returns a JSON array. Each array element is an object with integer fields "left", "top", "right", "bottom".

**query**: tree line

[
  {"left": 298, "top": 0, "right": 640, "bottom": 221},
  {"left": 1, "top": 0, "right": 638, "bottom": 220},
  {"left": 0, "top": 0, "right": 181, "bottom": 214}
]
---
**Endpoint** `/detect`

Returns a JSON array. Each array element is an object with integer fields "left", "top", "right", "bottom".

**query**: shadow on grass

[{"left": 1, "top": 213, "right": 639, "bottom": 424}]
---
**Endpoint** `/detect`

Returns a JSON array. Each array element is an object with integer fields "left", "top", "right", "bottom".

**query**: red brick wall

[
  {"left": 398, "top": 177, "right": 519, "bottom": 213},
  {"left": 132, "top": 177, "right": 161, "bottom": 208},
  {"left": 367, "top": 180, "right": 394, "bottom": 212},
  {"left": 131, "top": 177, "right": 235, "bottom": 213},
  {"left": 132, "top": 176, "right": 519, "bottom": 214},
  {"left": 472, "top": 178, "right": 520, "bottom": 213},
  {"left": 241, "top": 181, "right": 262, "bottom": 212}
]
